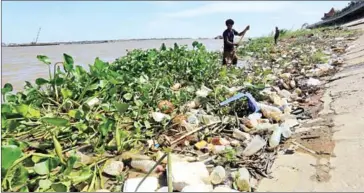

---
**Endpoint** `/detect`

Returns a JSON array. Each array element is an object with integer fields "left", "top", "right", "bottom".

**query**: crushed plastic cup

[
  {"left": 209, "top": 166, "right": 226, "bottom": 185},
  {"left": 213, "top": 145, "right": 227, "bottom": 154},
  {"left": 123, "top": 177, "right": 158, "bottom": 192},
  {"left": 278, "top": 89, "right": 292, "bottom": 99},
  {"left": 196, "top": 85, "right": 212, "bottom": 98},
  {"left": 198, "top": 115, "right": 220, "bottom": 125},
  {"left": 187, "top": 114, "right": 199, "bottom": 125},
  {"left": 169, "top": 162, "right": 211, "bottom": 191},
  {"left": 242, "top": 136, "right": 266, "bottom": 156},
  {"left": 152, "top": 112, "right": 171, "bottom": 122},
  {"left": 280, "top": 123, "right": 292, "bottom": 138},
  {"left": 248, "top": 112, "right": 262, "bottom": 120}
]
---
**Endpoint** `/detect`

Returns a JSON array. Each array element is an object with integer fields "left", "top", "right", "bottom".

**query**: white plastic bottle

[{"left": 269, "top": 126, "right": 282, "bottom": 148}]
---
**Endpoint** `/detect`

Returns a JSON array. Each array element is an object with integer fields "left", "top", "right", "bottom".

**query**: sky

[{"left": 2, "top": 1, "right": 350, "bottom": 44}]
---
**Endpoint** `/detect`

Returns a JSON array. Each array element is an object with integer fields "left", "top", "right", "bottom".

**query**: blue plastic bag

[{"left": 219, "top": 92, "right": 260, "bottom": 113}]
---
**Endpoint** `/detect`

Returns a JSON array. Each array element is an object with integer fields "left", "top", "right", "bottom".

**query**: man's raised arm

[{"left": 235, "top": 25, "right": 250, "bottom": 37}]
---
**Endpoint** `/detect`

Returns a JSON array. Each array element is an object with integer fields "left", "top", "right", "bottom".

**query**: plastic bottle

[
  {"left": 255, "top": 123, "right": 274, "bottom": 131},
  {"left": 130, "top": 160, "right": 161, "bottom": 173},
  {"left": 242, "top": 136, "right": 266, "bottom": 156},
  {"left": 257, "top": 103, "right": 282, "bottom": 113},
  {"left": 236, "top": 168, "right": 251, "bottom": 192},
  {"left": 209, "top": 166, "right": 226, "bottom": 185},
  {"left": 233, "top": 129, "right": 251, "bottom": 141},
  {"left": 269, "top": 126, "right": 282, "bottom": 148}
]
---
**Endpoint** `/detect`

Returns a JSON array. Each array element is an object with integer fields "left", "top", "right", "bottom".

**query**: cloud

[{"left": 161, "top": 1, "right": 294, "bottom": 18}]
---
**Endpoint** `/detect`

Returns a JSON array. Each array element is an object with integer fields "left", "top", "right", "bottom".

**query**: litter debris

[
  {"left": 2, "top": 25, "right": 358, "bottom": 192},
  {"left": 123, "top": 177, "right": 159, "bottom": 192},
  {"left": 209, "top": 166, "right": 226, "bottom": 185},
  {"left": 307, "top": 78, "right": 321, "bottom": 86},
  {"left": 169, "top": 162, "right": 210, "bottom": 191},
  {"left": 103, "top": 160, "right": 124, "bottom": 176}
]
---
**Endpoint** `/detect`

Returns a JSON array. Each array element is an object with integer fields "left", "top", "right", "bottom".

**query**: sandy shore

[{"left": 258, "top": 19, "right": 364, "bottom": 191}]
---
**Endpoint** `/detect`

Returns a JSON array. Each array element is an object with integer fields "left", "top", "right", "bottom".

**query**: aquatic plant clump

[{"left": 1, "top": 41, "right": 251, "bottom": 192}]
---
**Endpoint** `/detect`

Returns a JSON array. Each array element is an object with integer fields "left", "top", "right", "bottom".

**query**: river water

[{"left": 2, "top": 39, "right": 223, "bottom": 91}]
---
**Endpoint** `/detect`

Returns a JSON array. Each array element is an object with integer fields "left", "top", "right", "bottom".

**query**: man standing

[
  {"left": 222, "top": 19, "right": 250, "bottom": 66},
  {"left": 274, "top": 26, "right": 280, "bottom": 45}
]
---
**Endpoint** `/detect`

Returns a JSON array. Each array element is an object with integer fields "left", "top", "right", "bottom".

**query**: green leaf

[
  {"left": 64, "top": 156, "right": 77, "bottom": 175},
  {"left": 34, "top": 160, "right": 50, "bottom": 175},
  {"left": 35, "top": 78, "right": 49, "bottom": 86},
  {"left": 41, "top": 117, "right": 69, "bottom": 127},
  {"left": 1, "top": 145, "right": 22, "bottom": 170},
  {"left": 98, "top": 119, "right": 115, "bottom": 136},
  {"left": 48, "top": 157, "right": 60, "bottom": 170},
  {"left": 87, "top": 83, "right": 99, "bottom": 91},
  {"left": 31, "top": 155, "right": 43, "bottom": 164},
  {"left": 63, "top": 53, "right": 74, "bottom": 72},
  {"left": 61, "top": 88, "right": 73, "bottom": 99},
  {"left": 15, "top": 104, "right": 41, "bottom": 118},
  {"left": 2, "top": 83, "right": 13, "bottom": 94},
  {"left": 134, "top": 100, "right": 144, "bottom": 107},
  {"left": 94, "top": 57, "right": 106, "bottom": 71},
  {"left": 39, "top": 179, "right": 52, "bottom": 190},
  {"left": 68, "top": 110, "right": 82, "bottom": 119},
  {"left": 19, "top": 185, "right": 29, "bottom": 192},
  {"left": 114, "top": 102, "right": 129, "bottom": 114},
  {"left": 68, "top": 167, "right": 92, "bottom": 184},
  {"left": 144, "top": 120, "right": 151, "bottom": 129},
  {"left": 1, "top": 104, "right": 12, "bottom": 114},
  {"left": 75, "top": 122, "right": 87, "bottom": 131},
  {"left": 11, "top": 165, "right": 29, "bottom": 190},
  {"left": 123, "top": 93, "right": 133, "bottom": 100},
  {"left": 51, "top": 182, "right": 69, "bottom": 192},
  {"left": 54, "top": 77, "right": 65, "bottom": 86},
  {"left": 37, "top": 55, "right": 51, "bottom": 65}
]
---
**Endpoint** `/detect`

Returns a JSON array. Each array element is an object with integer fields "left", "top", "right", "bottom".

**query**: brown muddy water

[{"left": 2, "top": 39, "right": 223, "bottom": 91}]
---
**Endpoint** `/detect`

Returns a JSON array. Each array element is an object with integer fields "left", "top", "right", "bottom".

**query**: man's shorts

[{"left": 222, "top": 50, "right": 238, "bottom": 66}]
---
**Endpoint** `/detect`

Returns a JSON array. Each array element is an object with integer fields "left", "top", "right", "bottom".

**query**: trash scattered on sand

[{"left": 1, "top": 26, "right": 361, "bottom": 192}]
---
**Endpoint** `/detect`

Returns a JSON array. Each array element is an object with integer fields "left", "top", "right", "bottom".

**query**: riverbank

[
  {"left": 258, "top": 21, "right": 364, "bottom": 192},
  {"left": 2, "top": 37, "right": 209, "bottom": 48},
  {"left": 1, "top": 27, "right": 361, "bottom": 192}
]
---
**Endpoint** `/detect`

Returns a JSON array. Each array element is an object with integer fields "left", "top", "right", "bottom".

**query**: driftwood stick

[
  {"left": 170, "top": 122, "right": 221, "bottom": 145},
  {"left": 292, "top": 141, "right": 317, "bottom": 155}
]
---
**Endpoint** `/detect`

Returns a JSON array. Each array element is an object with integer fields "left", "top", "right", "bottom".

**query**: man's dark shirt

[
  {"left": 223, "top": 29, "right": 239, "bottom": 52},
  {"left": 274, "top": 28, "right": 280, "bottom": 39}
]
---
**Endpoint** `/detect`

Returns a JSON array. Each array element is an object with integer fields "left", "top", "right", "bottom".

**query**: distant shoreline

[{"left": 2, "top": 37, "right": 211, "bottom": 48}]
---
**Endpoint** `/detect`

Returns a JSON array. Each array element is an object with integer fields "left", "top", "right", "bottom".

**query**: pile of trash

[
  {"left": 1, "top": 27, "right": 361, "bottom": 192},
  {"left": 113, "top": 28, "right": 359, "bottom": 192}
]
